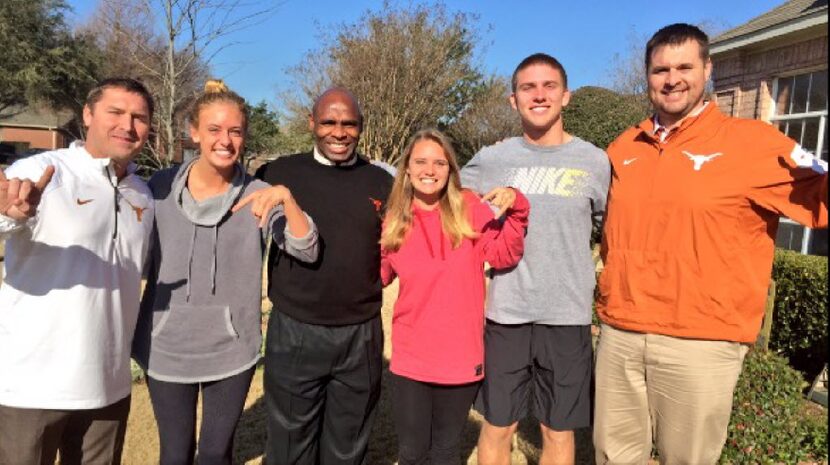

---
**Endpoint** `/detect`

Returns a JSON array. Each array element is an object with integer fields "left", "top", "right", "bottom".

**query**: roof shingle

[{"left": 712, "top": 0, "right": 827, "bottom": 43}]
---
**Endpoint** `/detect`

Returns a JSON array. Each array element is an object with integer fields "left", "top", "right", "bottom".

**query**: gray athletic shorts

[{"left": 474, "top": 321, "right": 592, "bottom": 430}]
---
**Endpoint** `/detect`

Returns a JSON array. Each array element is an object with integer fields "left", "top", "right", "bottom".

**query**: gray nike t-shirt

[{"left": 461, "top": 136, "right": 610, "bottom": 325}]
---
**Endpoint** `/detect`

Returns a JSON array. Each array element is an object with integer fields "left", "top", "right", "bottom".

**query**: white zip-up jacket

[{"left": 0, "top": 142, "right": 153, "bottom": 409}]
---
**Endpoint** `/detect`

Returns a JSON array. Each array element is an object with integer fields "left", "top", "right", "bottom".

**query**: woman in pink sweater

[{"left": 381, "top": 128, "right": 529, "bottom": 465}]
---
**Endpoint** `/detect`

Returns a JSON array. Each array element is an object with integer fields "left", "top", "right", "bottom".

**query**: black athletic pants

[
  {"left": 264, "top": 311, "right": 383, "bottom": 465},
  {"left": 391, "top": 373, "right": 480, "bottom": 465},
  {"left": 147, "top": 366, "right": 255, "bottom": 465}
]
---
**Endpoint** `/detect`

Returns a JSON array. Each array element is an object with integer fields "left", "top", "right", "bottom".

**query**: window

[
  {"left": 771, "top": 69, "right": 828, "bottom": 255},
  {"left": 1, "top": 141, "right": 31, "bottom": 154}
]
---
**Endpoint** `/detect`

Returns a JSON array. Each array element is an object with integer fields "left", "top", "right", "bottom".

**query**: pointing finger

[
  {"left": 232, "top": 193, "right": 256, "bottom": 213},
  {"left": 259, "top": 209, "right": 270, "bottom": 229},
  {"left": 482, "top": 188, "right": 499, "bottom": 203}
]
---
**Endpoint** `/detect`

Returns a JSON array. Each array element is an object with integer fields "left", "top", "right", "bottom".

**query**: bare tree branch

[{"left": 82, "top": 0, "right": 279, "bottom": 172}]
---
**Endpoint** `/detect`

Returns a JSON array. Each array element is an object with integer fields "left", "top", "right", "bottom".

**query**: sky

[{"left": 65, "top": 0, "right": 786, "bottom": 107}]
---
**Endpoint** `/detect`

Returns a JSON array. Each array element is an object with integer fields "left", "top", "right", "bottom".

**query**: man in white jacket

[{"left": 0, "top": 78, "right": 155, "bottom": 465}]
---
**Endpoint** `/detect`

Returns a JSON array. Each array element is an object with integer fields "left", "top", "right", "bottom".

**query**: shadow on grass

[{"left": 235, "top": 391, "right": 267, "bottom": 463}]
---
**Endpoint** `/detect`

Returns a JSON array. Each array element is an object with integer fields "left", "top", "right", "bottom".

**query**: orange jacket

[{"left": 598, "top": 104, "right": 828, "bottom": 343}]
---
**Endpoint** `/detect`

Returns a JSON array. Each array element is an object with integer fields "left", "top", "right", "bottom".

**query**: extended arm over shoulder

[{"left": 746, "top": 124, "right": 828, "bottom": 228}]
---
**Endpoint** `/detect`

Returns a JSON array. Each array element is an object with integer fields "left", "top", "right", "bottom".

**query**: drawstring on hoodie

[
  {"left": 211, "top": 225, "right": 218, "bottom": 294},
  {"left": 185, "top": 225, "right": 197, "bottom": 302},
  {"left": 184, "top": 222, "right": 220, "bottom": 302}
]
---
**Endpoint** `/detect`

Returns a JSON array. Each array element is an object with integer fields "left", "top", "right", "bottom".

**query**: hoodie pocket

[{"left": 151, "top": 304, "right": 238, "bottom": 356}]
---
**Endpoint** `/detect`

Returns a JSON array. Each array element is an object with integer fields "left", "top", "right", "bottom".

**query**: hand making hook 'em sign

[
  {"left": 0, "top": 165, "right": 55, "bottom": 221},
  {"left": 482, "top": 186, "right": 517, "bottom": 218}
]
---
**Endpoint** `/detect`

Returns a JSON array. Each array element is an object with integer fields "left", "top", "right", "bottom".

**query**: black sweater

[{"left": 257, "top": 152, "right": 393, "bottom": 325}]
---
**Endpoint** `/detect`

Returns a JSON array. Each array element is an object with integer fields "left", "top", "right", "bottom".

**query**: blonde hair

[
  {"left": 188, "top": 79, "right": 248, "bottom": 130},
  {"left": 381, "top": 129, "right": 477, "bottom": 251}
]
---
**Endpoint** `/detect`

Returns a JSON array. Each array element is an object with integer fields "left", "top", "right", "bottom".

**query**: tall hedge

[
  {"left": 563, "top": 86, "right": 648, "bottom": 150},
  {"left": 770, "top": 249, "right": 828, "bottom": 381}
]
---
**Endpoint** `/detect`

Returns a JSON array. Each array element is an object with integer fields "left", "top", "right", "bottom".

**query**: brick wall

[
  {"left": 712, "top": 35, "right": 827, "bottom": 120},
  {"left": 0, "top": 127, "right": 69, "bottom": 150}
]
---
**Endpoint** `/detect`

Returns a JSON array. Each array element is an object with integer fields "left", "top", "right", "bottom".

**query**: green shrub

[
  {"left": 770, "top": 249, "right": 828, "bottom": 381},
  {"left": 800, "top": 408, "right": 829, "bottom": 461},
  {"left": 722, "top": 349, "right": 827, "bottom": 463},
  {"left": 563, "top": 86, "right": 649, "bottom": 150}
]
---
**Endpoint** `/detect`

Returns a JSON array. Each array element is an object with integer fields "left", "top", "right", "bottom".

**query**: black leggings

[
  {"left": 147, "top": 366, "right": 255, "bottom": 465},
  {"left": 391, "top": 373, "right": 481, "bottom": 465}
]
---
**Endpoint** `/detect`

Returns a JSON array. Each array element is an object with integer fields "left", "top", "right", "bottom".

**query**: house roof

[
  {"left": 711, "top": 0, "right": 827, "bottom": 54},
  {"left": 0, "top": 105, "right": 75, "bottom": 130}
]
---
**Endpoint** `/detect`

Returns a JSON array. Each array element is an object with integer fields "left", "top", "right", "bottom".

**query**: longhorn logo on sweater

[{"left": 369, "top": 197, "right": 383, "bottom": 212}]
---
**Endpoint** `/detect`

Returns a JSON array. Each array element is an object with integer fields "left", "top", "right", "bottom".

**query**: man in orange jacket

[{"left": 594, "top": 23, "right": 828, "bottom": 464}]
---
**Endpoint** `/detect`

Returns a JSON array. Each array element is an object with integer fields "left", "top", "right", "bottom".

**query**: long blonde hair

[{"left": 381, "top": 129, "right": 477, "bottom": 251}]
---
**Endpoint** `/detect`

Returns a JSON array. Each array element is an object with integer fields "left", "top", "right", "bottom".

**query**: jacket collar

[
  {"left": 69, "top": 141, "right": 139, "bottom": 181},
  {"left": 636, "top": 102, "right": 723, "bottom": 144}
]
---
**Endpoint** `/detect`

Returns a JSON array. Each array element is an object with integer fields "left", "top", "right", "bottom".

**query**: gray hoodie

[{"left": 132, "top": 159, "right": 318, "bottom": 382}]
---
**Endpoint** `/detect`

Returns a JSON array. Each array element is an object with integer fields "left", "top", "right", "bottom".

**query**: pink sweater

[{"left": 381, "top": 191, "right": 529, "bottom": 384}]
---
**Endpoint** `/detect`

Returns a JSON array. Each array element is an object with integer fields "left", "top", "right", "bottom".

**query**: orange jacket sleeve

[{"left": 745, "top": 122, "right": 828, "bottom": 229}]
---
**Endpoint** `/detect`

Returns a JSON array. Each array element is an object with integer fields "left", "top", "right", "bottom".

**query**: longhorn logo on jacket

[{"left": 682, "top": 151, "right": 723, "bottom": 171}]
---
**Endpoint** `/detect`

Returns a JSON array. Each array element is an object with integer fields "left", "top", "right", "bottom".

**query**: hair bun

[{"left": 204, "top": 79, "right": 228, "bottom": 94}]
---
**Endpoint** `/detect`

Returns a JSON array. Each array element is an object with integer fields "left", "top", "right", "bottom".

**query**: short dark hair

[
  {"left": 645, "top": 23, "right": 710, "bottom": 70},
  {"left": 85, "top": 77, "right": 154, "bottom": 118},
  {"left": 511, "top": 53, "right": 568, "bottom": 92}
]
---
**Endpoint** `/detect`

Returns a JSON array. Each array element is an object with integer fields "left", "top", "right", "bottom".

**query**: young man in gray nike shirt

[{"left": 461, "top": 53, "right": 610, "bottom": 465}]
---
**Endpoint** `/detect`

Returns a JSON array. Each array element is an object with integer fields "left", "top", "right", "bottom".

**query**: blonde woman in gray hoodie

[{"left": 132, "top": 80, "right": 318, "bottom": 465}]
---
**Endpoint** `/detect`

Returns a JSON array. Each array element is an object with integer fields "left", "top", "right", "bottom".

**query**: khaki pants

[
  {"left": 593, "top": 325, "right": 748, "bottom": 465},
  {"left": 0, "top": 396, "right": 130, "bottom": 465}
]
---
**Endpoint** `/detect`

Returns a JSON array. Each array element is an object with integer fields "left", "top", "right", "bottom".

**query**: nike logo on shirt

[{"left": 76, "top": 198, "right": 94, "bottom": 205}]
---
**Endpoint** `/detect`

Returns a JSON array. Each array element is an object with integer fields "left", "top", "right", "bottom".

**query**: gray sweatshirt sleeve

[
  {"left": 590, "top": 151, "right": 612, "bottom": 226},
  {"left": 460, "top": 150, "right": 485, "bottom": 193},
  {"left": 267, "top": 209, "right": 319, "bottom": 263}
]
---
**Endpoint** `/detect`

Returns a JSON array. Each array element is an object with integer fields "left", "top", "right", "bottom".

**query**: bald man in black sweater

[{"left": 256, "top": 88, "right": 393, "bottom": 465}]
